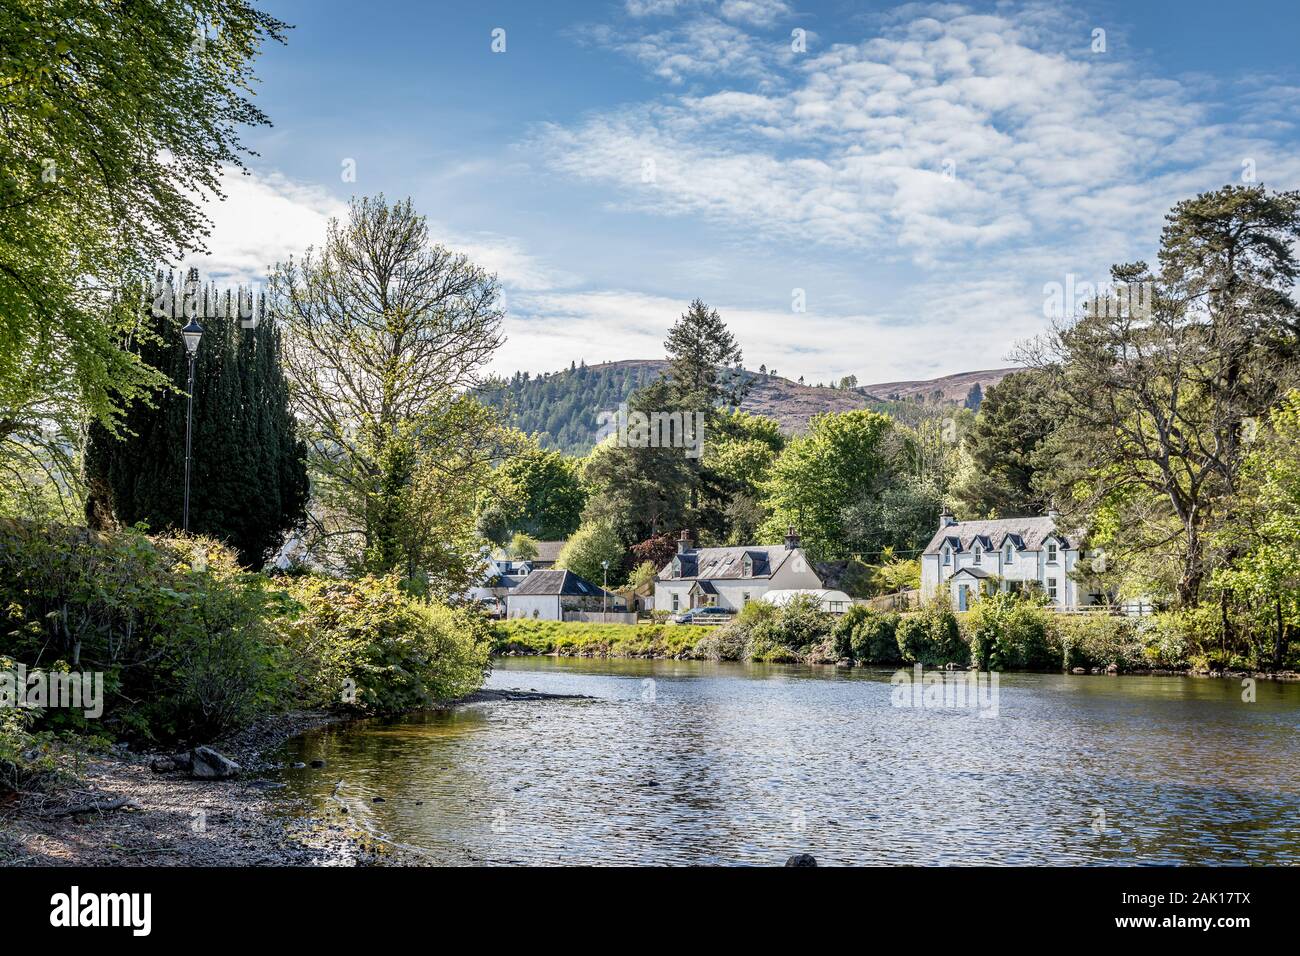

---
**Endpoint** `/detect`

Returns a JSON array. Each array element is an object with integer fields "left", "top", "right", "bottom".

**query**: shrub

[
  {"left": 896, "top": 599, "right": 967, "bottom": 667},
  {"left": 1138, "top": 608, "right": 1216, "bottom": 669},
  {"left": 832, "top": 605, "right": 902, "bottom": 664},
  {"left": 0, "top": 522, "right": 288, "bottom": 741},
  {"left": 777, "top": 594, "right": 834, "bottom": 650},
  {"left": 1049, "top": 614, "right": 1143, "bottom": 671},
  {"left": 491, "top": 619, "right": 701, "bottom": 658},
  {"left": 967, "top": 592, "right": 1053, "bottom": 670},
  {"left": 278, "top": 575, "right": 492, "bottom": 716}
]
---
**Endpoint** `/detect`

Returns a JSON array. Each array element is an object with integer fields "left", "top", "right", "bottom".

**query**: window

[
  {"left": 1004, "top": 542, "right": 1014, "bottom": 563},
  {"left": 973, "top": 545, "right": 982, "bottom": 565},
  {"left": 829, "top": 601, "right": 845, "bottom": 612},
  {"left": 943, "top": 547, "right": 952, "bottom": 566},
  {"left": 1047, "top": 577, "right": 1058, "bottom": 600},
  {"left": 671, "top": 557, "right": 681, "bottom": 578},
  {"left": 671, "top": 593, "right": 680, "bottom": 611},
  {"left": 1046, "top": 541, "right": 1059, "bottom": 563},
  {"left": 741, "top": 591, "right": 751, "bottom": 604},
  {"left": 742, "top": 555, "right": 753, "bottom": 578}
]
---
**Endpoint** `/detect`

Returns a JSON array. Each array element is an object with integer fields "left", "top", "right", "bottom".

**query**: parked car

[{"left": 670, "top": 606, "right": 734, "bottom": 625}]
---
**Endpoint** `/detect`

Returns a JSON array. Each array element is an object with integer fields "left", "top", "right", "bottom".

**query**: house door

[{"left": 958, "top": 584, "right": 969, "bottom": 612}]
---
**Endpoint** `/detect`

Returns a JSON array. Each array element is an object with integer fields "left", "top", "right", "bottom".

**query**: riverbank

[{"left": 0, "top": 690, "right": 577, "bottom": 867}]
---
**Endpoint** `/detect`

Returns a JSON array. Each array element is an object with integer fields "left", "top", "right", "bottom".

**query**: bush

[
  {"left": 1138, "top": 608, "right": 1219, "bottom": 670},
  {"left": 777, "top": 594, "right": 834, "bottom": 650},
  {"left": 0, "top": 522, "right": 288, "bottom": 741},
  {"left": 967, "top": 592, "right": 1054, "bottom": 670},
  {"left": 832, "top": 605, "right": 901, "bottom": 663},
  {"left": 896, "top": 599, "right": 967, "bottom": 667},
  {"left": 1049, "top": 614, "right": 1143, "bottom": 671},
  {"left": 278, "top": 575, "right": 492, "bottom": 715}
]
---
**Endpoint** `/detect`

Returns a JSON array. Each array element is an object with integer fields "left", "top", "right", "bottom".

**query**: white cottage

[
  {"left": 920, "top": 510, "right": 1092, "bottom": 611},
  {"left": 654, "top": 528, "right": 827, "bottom": 614}
]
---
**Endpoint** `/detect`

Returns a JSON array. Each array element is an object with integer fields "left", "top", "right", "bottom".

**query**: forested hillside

[{"left": 482, "top": 359, "right": 996, "bottom": 453}]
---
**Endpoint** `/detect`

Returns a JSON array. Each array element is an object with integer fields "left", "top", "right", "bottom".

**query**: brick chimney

[
  {"left": 784, "top": 526, "right": 800, "bottom": 550},
  {"left": 677, "top": 529, "right": 694, "bottom": 554}
]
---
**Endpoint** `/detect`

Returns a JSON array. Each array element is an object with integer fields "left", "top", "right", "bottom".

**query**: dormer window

[
  {"left": 1004, "top": 542, "right": 1014, "bottom": 563},
  {"left": 742, "top": 554, "right": 753, "bottom": 578},
  {"left": 671, "top": 557, "right": 682, "bottom": 578},
  {"left": 973, "top": 544, "right": 982, "bottom": 565},
  {"left": 942, "top": 546, "right": 952, "bottom": 566},
  {"left": 1046, "top": 541, "right": 1059, "bottom": 563}
]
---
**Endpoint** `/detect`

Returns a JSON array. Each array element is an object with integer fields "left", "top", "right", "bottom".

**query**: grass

[{"left": 491, "top": 620, "right": 715, "bottom": 658}]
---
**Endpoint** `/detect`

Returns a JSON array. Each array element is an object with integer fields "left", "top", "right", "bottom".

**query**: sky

[{"left": 193, "top": 0, "right": 1300, "bottom": 385}]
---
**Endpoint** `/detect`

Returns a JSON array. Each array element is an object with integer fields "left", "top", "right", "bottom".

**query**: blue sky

[{"left": 196, "top": 0, "right": 1300, "bottom": 384}]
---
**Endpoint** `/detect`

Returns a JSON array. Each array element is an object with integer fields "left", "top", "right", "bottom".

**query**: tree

[
  {"left": 839, "top": 375, "right": 858, "bottom": 389},
  {"left": 270, "top": 196, "right": 512, "bottom": 592},
  {"left": 629, "top": 532, "right": 679, "bottom": 573},
  {"left": 85, "top": 274, "right": 309, "bottom": 567},
  {"left": 1213, "top": 390, "right": 1300, "bottom": 668},
  {"left": 963, "top": 382, "right": 983, "bottom": 410},
  {"left": 485, "top": 439, "right": 585, "bottom": 540},
  {"left": 1024, "top": 185, "right": 1300, "bottom": 607},
  {"left": 556, "top": 519, "right": 625, "bottom": 584},
  {"left": 0, "top": 1, "right": 287, "bottom": 448},
  {"left": 664, "top": 299, "right": 748, "bottom": 411},
  {"left": 951, "top": 370, "right": 1054, "bottom": 518},
  {"left": 505, "top": 531, "right": 539, "bottom": 561},
  {"left": 759, "top": 410, "right": 908, "bottom": 561}
]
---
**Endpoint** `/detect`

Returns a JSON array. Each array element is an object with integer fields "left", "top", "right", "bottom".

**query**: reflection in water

[{"left": 273, "top": 659, "right": 1300, "bottom": 865}]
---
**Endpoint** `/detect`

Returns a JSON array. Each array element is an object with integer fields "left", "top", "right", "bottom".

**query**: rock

[
  {"left": 190, "top": 746, "right": 241, "bottom": 780},
  {"left": 171, "top": 752, "right": 193, "bottom": 771},
  {"left": 785, "top": 854, "right": 818, "bottom": 867},
  {"left": 372, "top": 796, "right": 385, "bottom": 803},
  {"left": 1105, "top": 664, "right": 1119, "bottom": 675},
  {"left": 291, "top": 762, "right": 306, "bottom": 769},
  {"left": 150, "top": 757, "right": 176, "bottom": 773},
  {"left": 309, "top": 759, "right": 326, "bottom": 768},
  {"left": 1071, "top": 667, "right": 1087, "bottom": 675}
]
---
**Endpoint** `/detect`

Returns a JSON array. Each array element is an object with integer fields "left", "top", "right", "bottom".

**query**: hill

[{"left": 482, "top": 360, "right": 1019, "bottom": 455}]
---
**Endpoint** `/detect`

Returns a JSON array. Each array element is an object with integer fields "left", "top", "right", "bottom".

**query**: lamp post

[
  {"left": 601, "top": 559, "right": 609, "bottom": 623},
  {"left": 181, "top": 317, "right": 204, "bottom": 533}
]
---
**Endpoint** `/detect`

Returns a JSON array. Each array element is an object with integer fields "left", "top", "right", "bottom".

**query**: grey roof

[
  {"left": 532, "top": 540, "right": 566, "bottom": 563},
  {"left": 924, "top": 516, "right": 1079, "bottom": 556},
  {"left": 658, "top": 545, "right": 795, "bottom": 581},
  {"left": 691, "top": 580, "right": 718, "bottom": 595},
  {"left": 950, "top": 566, "right": 994, "bottom": 579},
  {"left": 512, "top": 569, "right": 614, "bottom": 598}
]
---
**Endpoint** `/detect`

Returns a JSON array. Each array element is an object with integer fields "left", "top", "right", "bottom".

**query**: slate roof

[
  {"left": 512, "top": 569, "right": 615, "bottom": 598},
  {"left": 923, "top": 516, "right": 1080, "bottom": 556},
  {"left": 950, "top": 566, "right": 994, "bottom": 579},
  {"left": 657, "top": 545, "right": 796, "bottom": 581}
]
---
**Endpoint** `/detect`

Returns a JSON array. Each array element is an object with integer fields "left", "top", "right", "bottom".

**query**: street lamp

[
  {"left": 601, "top": 559, "right": 609, "bottom": 622},
  {"left": 181, "top": 317, "right": 204, "bottom": 533}
]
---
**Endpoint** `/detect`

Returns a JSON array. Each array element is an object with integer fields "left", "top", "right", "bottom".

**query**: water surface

[{"left": 274, "top": 658, "right": 1300, "bottom": 865}]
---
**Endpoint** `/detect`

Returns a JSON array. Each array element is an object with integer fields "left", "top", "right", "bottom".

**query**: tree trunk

[{"left": 1274, "top": 598, "right": 1290, "bottom": 671}]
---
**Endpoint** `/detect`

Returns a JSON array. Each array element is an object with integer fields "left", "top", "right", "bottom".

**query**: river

[{"left": 273, "top": 658, "right": 1300, "bottom": 865}]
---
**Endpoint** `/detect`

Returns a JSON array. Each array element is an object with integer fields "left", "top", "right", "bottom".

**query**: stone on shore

[
  {"left": 190, "top": 745, "right": 241, "bottom": 780},
  {"left": 785, "top": 853, "right": 818, "bottom": 867}
]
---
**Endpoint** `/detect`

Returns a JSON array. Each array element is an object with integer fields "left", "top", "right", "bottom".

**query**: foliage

[
  {"left": 477, "top": 438, "right": 585, "bottom": 544},
  {"left": 84, "top": 274, "right": 309, "bottom": 567},
  {"left": 504, "top": 532, "right": 540, "bottom": 561},
  {"left": 556, "top": 519, "right": 625, "bottom": 584},
  {"left": 831, "top": 605, "right": 902, "bottom": 663},
  {"left": 966, "top": 591, "right": 1054, "bottom": 670},
  {"left": 626, "top": 560, "right": 659, "bottom": 592},
  {"left": 951, "top": 370, "right": 1055, "bottom": 519},
  {"left": 275, "top": 575, "right": 491, "bottom": 716},
  {"left": 1048, "top": 615, "right": 1143, "bottom": 672},
  {"left": 896, "top": 599, "right": 967, "bottom": 667},
  {"left": 0, "top": 0, "right": 286, "bottom": 447},
  {"left": 270, "top": 196, "right": 513, "bottom": 591},
  {"left": 491, "top": 619, "right": 703, "bottom": 658},
  {"left": 0, "top": 522, "right": 289, "bottom": 741}
]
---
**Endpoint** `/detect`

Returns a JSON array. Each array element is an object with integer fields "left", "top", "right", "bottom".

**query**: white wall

[{"left": 506, "top": 594, "right": 561, "bottom": 620}]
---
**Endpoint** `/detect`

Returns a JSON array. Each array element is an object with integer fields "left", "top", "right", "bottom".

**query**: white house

[
  {"left": 506, "top": 569, "right": 624, "bottom": 621},
  {"left": 463, "top": 552, "right": 534, "bottom": 615},
  {"left": 654, "top": 528, "right": 828, "bottom": 614},
  {"left": 920, "top": 509, "right": 1093, "bottom": 611}
]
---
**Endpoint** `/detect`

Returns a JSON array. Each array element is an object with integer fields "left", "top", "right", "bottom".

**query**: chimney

[
  {"left": 677, "top": 529, "right": 694, "bottom": 554},
  {"left": 1047, "top": 506, "right": 1061, "bottom": 522},
  {"left": 939, "top": 507, "right": 956, "bottom": 530},
  {"left": 784, "top": 526, "right": 800, "bottom": 550}
]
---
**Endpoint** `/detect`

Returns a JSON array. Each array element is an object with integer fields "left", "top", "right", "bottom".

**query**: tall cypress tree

[{"left": 86, "top": 272, "right": 309, "bottom": 567}]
